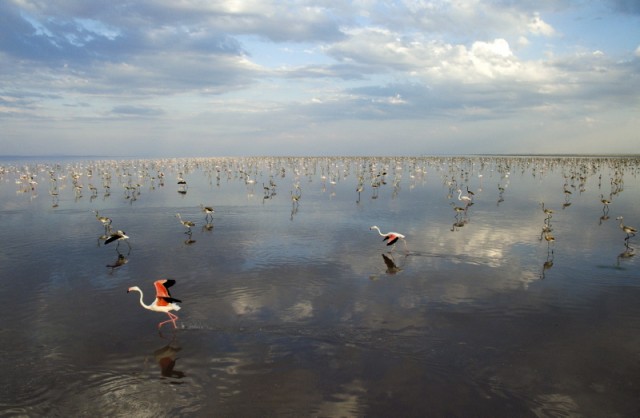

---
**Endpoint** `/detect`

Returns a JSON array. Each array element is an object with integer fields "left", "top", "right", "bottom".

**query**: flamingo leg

[{"left": 158, "top": 313, "right": 179, "bottom": 329}]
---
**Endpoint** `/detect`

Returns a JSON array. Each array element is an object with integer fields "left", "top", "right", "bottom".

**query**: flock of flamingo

[{"left": 3, "top": 155, "right": 638, "bottom": 329}]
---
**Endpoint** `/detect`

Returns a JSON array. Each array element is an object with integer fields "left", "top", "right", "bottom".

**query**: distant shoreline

[{"left": 1, "top": 153, "right": 639, "bottom": 161}]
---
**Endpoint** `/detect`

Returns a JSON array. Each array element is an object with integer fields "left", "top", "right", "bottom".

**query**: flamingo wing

[
  {"left": 104, "top": 235, "right": 117, "bottom": 244},
  {"left": 154, "top": 279, "right": 179, "bottom": 306},
  {"left": 158, "top": 296, "right": 182, "bottom": 305},
  {"left": 386, "top": 234, "right": 399, "bottom": 246}
]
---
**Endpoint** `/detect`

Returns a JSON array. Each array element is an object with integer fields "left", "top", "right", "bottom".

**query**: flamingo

[
  {"left": 105, "top": 230, "right": 130, "bottom": 249},
  {"left": 93, "top": 210, "right": 112, "bottom": 230},
  {"left": 127, "top": 279, "right": 182, "bottom": 329},
  {"left": 540, "top": 202, "right": 554, "bottom": 216},
  {"left": 200, "top": 204, "right": 214, "bottom": 222},
  {"left": 450, "top": 202, "right": 466, "bottom": 215},
  {"left": 370, "top": 225, "right": 407, "bottom": 252},
  {"left": 457, "top": 189, "right": 472, "bottom": 205},
  {"left": 466, "top": 186, "right": 475, "bottom": 197},
  {"left": 616, "top": 216, "right": 637, "bottom": 241},
  {"left": 175, "top": 213, "right": 195, "bottom": 233},
  {"left": 600, "top": 195, "right": 611, "bottom": 214}
]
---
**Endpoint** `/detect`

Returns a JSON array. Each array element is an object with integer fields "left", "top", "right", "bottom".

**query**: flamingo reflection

[
  {"left": 106, "top": 252, "right": 128, "bottom": 272},
  {"left": 451, "top": 219, "right": 468, "bottom": 232},
  {"left": 617, "top": 246, "right": 635, "bottom": 266},
  {"left": 153, "top": 338, "right": 185, "bottom": 379},
  {"left": 540, "top": 249, "right": 554, "bottom": 279},
  {"left": 183, "top": 231, "right": 197, "bottom": 245},
  {"left": 381, "top": 253, "right": 404, "bottom": 275}
]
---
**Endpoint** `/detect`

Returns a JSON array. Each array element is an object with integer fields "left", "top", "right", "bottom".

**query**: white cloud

[
  {"left": 0, "top": 0, "right": 638, "bottom": 156},
  {"left": 528, "top": 13, "right": 556, "bottom": 36}
]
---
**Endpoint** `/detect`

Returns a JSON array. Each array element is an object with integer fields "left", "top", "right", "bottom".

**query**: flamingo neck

[{"left": 134, "top": 289, "right": 152, "bottom": 310}]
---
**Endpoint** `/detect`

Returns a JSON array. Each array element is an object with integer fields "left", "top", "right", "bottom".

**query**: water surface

[{"left": 0, "top": 156, "right": 639, "bottom": 417}]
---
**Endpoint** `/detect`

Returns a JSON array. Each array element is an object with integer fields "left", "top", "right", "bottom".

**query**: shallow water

[{"left": 1, "top": 156, "right": 639, "bottom": 417}]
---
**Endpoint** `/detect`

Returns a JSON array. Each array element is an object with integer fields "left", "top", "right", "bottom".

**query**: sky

[{"left": 1, "top": 0, "right": 639, "bottom": 157}]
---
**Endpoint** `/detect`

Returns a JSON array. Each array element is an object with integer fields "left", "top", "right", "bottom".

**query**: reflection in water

[
  {"left": 617, "top": 246, "right": 635, "bottom": 266},
  {"left": 599, "top": 211, "right": 610, "bottom": 225},
  {"left": 290, "top": 186, "right": 302, "bottom": 220},
  {"left": 450, "top": 219, "right": 467, "bottom": 231},
  {"left": 106, "top": 253, "right": 128, "bottom": 272},
  {"left": 540, "top": 249, "right": 555, "bottom": 279},
  {"left": 153, "top": 334, "right": 186, "bottom": 380},
  {"left": 50, "top": 190, "right": 59, "bottom": 207},
  {"left": 381, "top": 253, "right": 403, "bottom": 274},
  {"left": 496, "top": 183, "right": 506, "bottom": 205},
  {"left": 451, "top": 202, "right": 471, "bottom": 231},
  {"left": 356, "top": 182, "right": 363, "bottom": 204}
]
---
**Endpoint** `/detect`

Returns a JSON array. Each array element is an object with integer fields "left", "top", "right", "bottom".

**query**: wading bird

[
  {"left": 127, "top": 279, "right": 182, "bottom": 329},
  {"left": 540, "top": 202, "right": 554, "bottom": 217},
  {"left": 457, "top": 189, "right": 473, "bottom": 205},
  {"left": 176, "top": 213, "right": 195, "bottom": 233},
  {"left": 105, "top": 230, "right": 130, "bottom": 249},
  {"left": 200, "top": 204, "right": 214, "bottom": 222},
  {"left": 600, "top": 195, "right": 611, "bottom": 213},
  {"left": 616, "top": 216, "right": 637, "bottom": 241},
  {"left": 370, "top": 225, "right": 408, "bottom": 252},
  {"left": 450, "top": 202, "right": 466, "bottom": 215},
  {"left": 93, "top": 210, "right": 112, "bottom": 230}
]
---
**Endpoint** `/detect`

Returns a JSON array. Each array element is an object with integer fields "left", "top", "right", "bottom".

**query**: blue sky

[{"left": 1, "top": 0, "right": 638, "bottom": 157}]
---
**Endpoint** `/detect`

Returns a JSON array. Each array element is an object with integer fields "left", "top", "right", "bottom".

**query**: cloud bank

[{"left": 1, "top": 0, "right": 638, "bottom": 156}]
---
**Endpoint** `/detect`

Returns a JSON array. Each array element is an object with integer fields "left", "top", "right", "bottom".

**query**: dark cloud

[
  {"left": 110, "top": 105, "right": 164, "bottom": 116},
  {"left": 0, "top": 2, "right": 247, "bottom": 64}
]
